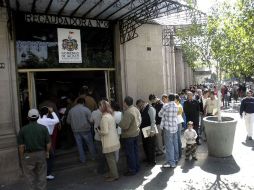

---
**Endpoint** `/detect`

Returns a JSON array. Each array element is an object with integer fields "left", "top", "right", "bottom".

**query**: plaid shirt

[{"left": 158, "top": 101, "right": 178, "bottom": 133}]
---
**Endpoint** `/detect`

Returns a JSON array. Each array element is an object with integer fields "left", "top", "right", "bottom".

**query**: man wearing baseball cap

[{"left": 17, "top": 108, "right": 51, "bottom": 190}]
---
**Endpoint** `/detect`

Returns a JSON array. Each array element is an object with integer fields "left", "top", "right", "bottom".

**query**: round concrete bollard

[{"left": 203, "top": 116, "right": 237, "bottom": 157}]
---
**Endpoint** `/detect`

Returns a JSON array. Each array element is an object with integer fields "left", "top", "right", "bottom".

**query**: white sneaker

[
  {"left": 162, "top": 163, "right": 171, "bottom": 168},
  {"left": 46, "top": 175, "right": 55, "bottom": 180}
]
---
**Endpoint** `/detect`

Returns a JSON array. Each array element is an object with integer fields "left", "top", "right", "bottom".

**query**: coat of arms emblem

[{"left": 62, "top": 31, "right": 78, "bottom": 51}]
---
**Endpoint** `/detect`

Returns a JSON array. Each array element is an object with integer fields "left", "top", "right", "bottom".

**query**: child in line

[{"left": 184, "top": 121, "right": 198, "bottom": 160}]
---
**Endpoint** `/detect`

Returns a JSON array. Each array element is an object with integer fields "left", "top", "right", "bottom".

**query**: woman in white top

[
  {"left": 111, "top": 101, "right": 122, "bottom": 162},
  {"left": 98, "top": 100, "right": 120, "bottom": 182},
  {"left": 37, "top": 106, "right": 59, "bottom": 180}
]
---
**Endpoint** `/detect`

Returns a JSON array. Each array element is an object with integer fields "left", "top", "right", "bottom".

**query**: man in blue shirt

[{"left": 240, "top": 90, "right": 254, "bottom": 140}]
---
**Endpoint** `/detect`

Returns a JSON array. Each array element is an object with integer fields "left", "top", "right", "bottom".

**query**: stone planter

[{"left": 203, "top": 116, "right": 237, "bottom": 157}]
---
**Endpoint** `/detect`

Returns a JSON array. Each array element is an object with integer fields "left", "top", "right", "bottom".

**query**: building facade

[{"left": 0, "top": 6, "right": 193, "bottom": 183}]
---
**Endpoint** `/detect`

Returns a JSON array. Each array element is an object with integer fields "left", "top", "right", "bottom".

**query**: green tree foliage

[{"left": 176, "top": 0, "right": 254, "bottom": 80}]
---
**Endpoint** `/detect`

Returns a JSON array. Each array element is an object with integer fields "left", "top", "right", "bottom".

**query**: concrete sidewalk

[{"left": 2, "top": 108, "right": 254, "bottom": 190}]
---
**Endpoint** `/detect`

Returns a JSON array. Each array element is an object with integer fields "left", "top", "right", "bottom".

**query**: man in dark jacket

[
  {"left": 240, "top": 90, "right": 254, "bottom": 140},
  {"left": 136, "top": 99, "right": 156, "bottom": 167},
  {"left": 184, "top": 91, "right": 201, "bottom": 145},
  {"left": 149, "top": 94, "right": 164, "bottom": 155}
]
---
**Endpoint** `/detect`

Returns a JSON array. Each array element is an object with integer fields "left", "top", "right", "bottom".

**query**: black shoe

[
  {"left": 156, "top": 152, "right": 164, "bottom": 156},
  {"left": 197, "top": 142, "right": 201, "bottom": 145},
  {"left": 124, "top": 171, "right": 136, "bottom": 176},
  {"left": 192, "top": 157, "right": 198, "bottom": 160},
  {"left": 146, "top": 162, "right": 156, "bottom": 167},
  {"left": 185, "top": 157, "right": 189, "bottom": 160},
  {"left": 143, "top": 159, "right": 148, "bottom": 163}
]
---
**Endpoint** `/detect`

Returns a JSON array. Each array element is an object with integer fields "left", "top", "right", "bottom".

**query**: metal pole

[
  {"left": 217, "top": 61, "right": 222, "bottom": 122},
  {"left": 104, "top": 70, "right": 109, "bottom": 101}
]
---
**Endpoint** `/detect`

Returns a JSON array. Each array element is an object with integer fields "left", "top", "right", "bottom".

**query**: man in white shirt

[
  {"left": 204, "top": 91, "right": 218, "bottom": 116},
  {"left": 37, "top": 106, "right": 59, "bottom": 180}
]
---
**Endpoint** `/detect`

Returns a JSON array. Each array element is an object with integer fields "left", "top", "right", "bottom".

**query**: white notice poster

[{"left": 57, "top": 28, "right": 82, "bottom": 63}]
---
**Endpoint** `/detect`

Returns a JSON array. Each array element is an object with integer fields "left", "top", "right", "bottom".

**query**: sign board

[
  {"left": 24, "top": 14, "right": 109, "bottom": 28},
  {"left": 57, "top": 28, "right": 82, "bottom": 63}
]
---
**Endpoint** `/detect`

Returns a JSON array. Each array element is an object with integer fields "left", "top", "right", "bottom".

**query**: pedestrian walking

[
  {"left": 184, "top": 121, "right": 198, "bottom": 161},
  {"left": 17, "top": 109, "right": 51, "bottom": 190},
  {"left": 240, "top": 90, "right": 254, "bottom": 140},
  {"left": 119, "top": 96, "right": 141, "bottom": 176}
]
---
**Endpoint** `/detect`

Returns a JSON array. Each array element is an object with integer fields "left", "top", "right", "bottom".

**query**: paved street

[{"left": 2, "top": 104, "right": 254, "bottom": 190}]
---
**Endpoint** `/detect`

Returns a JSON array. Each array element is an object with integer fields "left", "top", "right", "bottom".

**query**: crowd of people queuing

[{"left": 17, "top": 83, "right": 254, "bottom": 190}]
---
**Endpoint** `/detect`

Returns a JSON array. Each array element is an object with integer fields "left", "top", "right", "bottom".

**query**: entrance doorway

[
  {"left": 18, "top": 69, "right": 115, "bottom": 150},
  {"left": 35, "top": 71, "right": 106, "bottom": 105}
]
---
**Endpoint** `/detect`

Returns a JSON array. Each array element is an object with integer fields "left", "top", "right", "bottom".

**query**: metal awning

[{"left": 3, "top": 0, "right": 204, "bottom": 43}]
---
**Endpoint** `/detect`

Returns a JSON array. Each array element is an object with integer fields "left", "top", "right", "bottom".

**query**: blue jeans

[
  {"left": 164, "top": 130, "right": 179, "bottom": 166},
  {"left": 177, "top": 124, "right": 182, "bottom": 159},
  {"left": 47, "top": 148, "right": 54, "bottom": 176},
  {"left": 73, "top": 131, "right": 96, "bottom": 162},
  {"left": 123, "top": 136, "right": 140, "bottom": 173}
]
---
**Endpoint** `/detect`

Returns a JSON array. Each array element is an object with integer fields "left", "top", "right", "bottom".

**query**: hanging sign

[
  {"left": 24, "top": 14, "right": 109, "bottom": 28},
  {"left": 57, "top": 28, "right": 82, "bottom": 63}
]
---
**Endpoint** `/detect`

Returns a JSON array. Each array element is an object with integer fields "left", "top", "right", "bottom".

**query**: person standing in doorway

[
  {"left": 75, "top": 86, "right": 98, "bottom": 112},
  {"left": 240, "top": 90, "right": 254, "bottom": 141},
  {"left": 67, "top": 98, "right": 96, "bottom": 163},
  {"left": 119, "top": 96, "right": 141, "bottom": 176},
  {"left": 17, "top": 109, "right": 51, "bottom": 190}
]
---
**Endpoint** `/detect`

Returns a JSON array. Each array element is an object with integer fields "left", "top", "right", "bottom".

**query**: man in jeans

[
  {"left": 67, "top": 98, "right": 96, "bottom": 163},
  {"left": 119, "top": 96, "right": 141, "bottom": 176},
  {"left": 159, "top": 94, "right": 179, "bottom": 168}
]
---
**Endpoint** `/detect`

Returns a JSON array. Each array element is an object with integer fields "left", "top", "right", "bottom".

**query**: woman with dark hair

[
  {"left": 37, "top": 106, "right": 59, "bottom": 180},
  {"left": 97, "top": 100, "right": 120, "bottom": 182}
]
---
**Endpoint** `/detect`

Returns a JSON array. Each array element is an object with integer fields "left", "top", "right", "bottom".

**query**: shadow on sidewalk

[
  {"left": 201, "top": 156, "right": 242, "bottom": 190},
  {"left": 143, "top": 167, "right": 174, "bottom": 190},
  {"left": 201, "top": 155, "right": 240, "bottom": 175},
  {"left": 242, "top": 140, "right": 254, "bottom": 147},
  {"left": 180, "top": 159, "right": 195, "bottom": 173}
]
